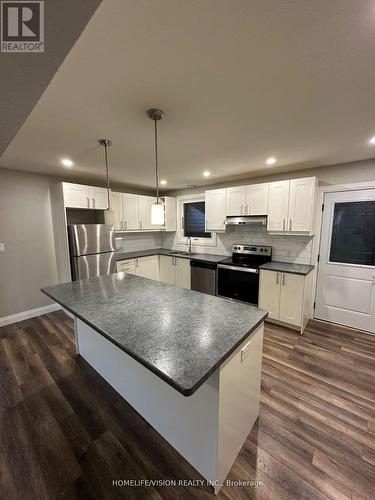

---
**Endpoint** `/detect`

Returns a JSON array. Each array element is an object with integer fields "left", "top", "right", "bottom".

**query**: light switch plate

[{"left": 0, "top": 243, "right": 4, "bottom": 253}]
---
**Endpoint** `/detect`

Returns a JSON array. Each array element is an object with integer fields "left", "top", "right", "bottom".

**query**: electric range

[{"left": 217, "top": 244, "right": 272, "bottom": 305}]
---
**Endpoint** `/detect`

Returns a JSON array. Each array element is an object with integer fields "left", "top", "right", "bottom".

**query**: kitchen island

[{"left": 42, "top": 273, "right": 267, "bottom": 493}]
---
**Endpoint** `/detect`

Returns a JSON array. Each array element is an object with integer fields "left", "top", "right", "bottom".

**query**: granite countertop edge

[
  {"left": 42, "top": 287, "right": 267, "bottom": 397},
  {"left": 259, "top": 261, "right": 315, "bottom": 275}
]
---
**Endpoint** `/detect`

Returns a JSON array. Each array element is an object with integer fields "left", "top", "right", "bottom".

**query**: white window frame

[{"left": 176, "top": 193, "right": 217, "bottom": 247}]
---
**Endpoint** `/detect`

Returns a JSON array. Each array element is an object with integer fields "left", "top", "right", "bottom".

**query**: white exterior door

[
  {"left": 267, "top": 180, "right": 290, "bottom": 231},
  {"left": 315, "top": 189, "right": 375, "bottom": 333}
]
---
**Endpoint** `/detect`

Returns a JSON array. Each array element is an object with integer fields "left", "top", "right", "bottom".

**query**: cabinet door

[
  {"left": 279, "top": 273, "right": 304, "bottom": 326},
  {"left": 267, "top": 180, "right": 290, "bottom": 231},
  {"left": 246, "top": 183, "right": 269, "bottom": 215},
  {"left": 111, "top": 192, "right": 123, "bottom": 230},
  {"left": 117, "top": 259, "right": 136, "bottom": 274},
  {"left": 205, "top": 189, "right": 226, "bottom": 231},
  {"left": 138, "top": 196, "right": 156, "bottom": 230},
  {"left": 258, "top": 270, "right": 281, "bottom": 320},
  {"left": 226, "top": 187, "right": 247, "bottom": 216},
  {"left": 163, "top": 196, "right": 177, "bottom": 231},
  {"left": 159, "top": 255, "right": 175, "bottom": 285},
  {"left": 123, "top": 194, "right": 139, "bottom": 230},
  {"left": 63, "top": 183, "right": 90, "bottom": 208},
  {"left": 288, "top": 177, "right": 315, "bottom": 233},
  {"left": 89, "top": 187, "right": 108, "bottom": 209},
  {"left": 135, "top": 256, "right": 159, "bottom": 281},
  {"left": 175, "top": 258, "right": 191, "bottom": 289}
]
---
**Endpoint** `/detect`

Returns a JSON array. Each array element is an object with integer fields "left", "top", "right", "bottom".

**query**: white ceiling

[{"left": 2, "top": 0, "right": 375, "bottom": 190}]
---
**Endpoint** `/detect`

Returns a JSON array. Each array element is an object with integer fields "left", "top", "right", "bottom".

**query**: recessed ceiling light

[
  {"left": 266, "top": 157, "right": 276, "bottom": 165},
  {"left": 160, "top": 179, "right": 167, "bottom": 185},
  {"left": 203, "top": 171, "right": 211, "bottom": 177},
  {"left": 369, "top": 136, "right": 375, "bottom": 144},
  {"left": 61, "top": 158, "right": 74, "bottom": 167}
]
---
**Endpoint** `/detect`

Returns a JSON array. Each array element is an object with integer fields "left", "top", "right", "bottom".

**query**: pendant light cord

[
  {"left": 154, "top": 118, "right": 159, "bottom": 203},
  {"left": 104, "top": 142, "right": 111, "bottom": 210}
]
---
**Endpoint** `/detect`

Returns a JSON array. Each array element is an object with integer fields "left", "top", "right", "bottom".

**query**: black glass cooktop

[{"left": 219, "top": 255, "right": 270, "bottom": 269}]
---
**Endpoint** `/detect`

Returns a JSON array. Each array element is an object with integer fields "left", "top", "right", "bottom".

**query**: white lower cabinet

[
  {"left": 159, "top": 256, "right": 191, "bottom": 289},
  {"left": 135, "top": 255, "right": 159, "bottom": 281},
  {"left": 117, "top": 256, "right": 159, "bottom": 281},
  {"left": 259, "top": 270, "right": 311, "bottom": 333}
]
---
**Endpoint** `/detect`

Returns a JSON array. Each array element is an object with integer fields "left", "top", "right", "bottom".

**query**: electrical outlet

[{"left": 0, "top": 243, "right": 5, "bottom": 253}]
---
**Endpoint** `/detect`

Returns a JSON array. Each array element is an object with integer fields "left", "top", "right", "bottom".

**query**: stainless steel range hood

[{"left": 225, "top": 215, "right": 267, "bottom": 226}]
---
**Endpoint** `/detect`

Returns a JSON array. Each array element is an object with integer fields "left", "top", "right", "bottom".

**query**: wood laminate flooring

[{"left": 1, "top": 311, "right": 375, "bottom": 499}]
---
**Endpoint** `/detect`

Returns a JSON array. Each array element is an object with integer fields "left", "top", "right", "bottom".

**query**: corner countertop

[
  {"left": 260, "top": 261, "right": 314, "bottom": 275},
  {"left": 116, "top": 248, "right": 227, "bottom": 264},
  {"left": 41, "top": 273, "right": 267, "bottom": 397}
]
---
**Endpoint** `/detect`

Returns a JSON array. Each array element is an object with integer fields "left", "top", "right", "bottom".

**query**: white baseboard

[{"left": 0, "top": 303, "right": 62, "bottom": 327}]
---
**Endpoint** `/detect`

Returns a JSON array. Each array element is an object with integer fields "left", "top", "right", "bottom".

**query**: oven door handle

[{"left": 217, "top": 264, "right": 259, "bottom": 274}]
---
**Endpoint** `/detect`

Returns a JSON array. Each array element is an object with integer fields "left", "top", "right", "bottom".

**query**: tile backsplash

[
  {"left": 161, "top": 225, "right": 313, "bottom": 264},
  {"left": 116, "top": 232, "right": 162, "bottom": 253}
]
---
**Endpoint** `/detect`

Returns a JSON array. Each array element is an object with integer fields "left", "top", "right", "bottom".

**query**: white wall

[{"left": 0, "top": 168, "right": 59, "bottom": 317}]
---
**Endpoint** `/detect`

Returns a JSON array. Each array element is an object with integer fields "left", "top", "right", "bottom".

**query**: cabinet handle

[
  {"left": 282, "top": 273, "right": 285, "bottom": 286},
  {"left": 120, "top": 220, "right": 123, "bottom": 229},
  {"left": 181, "top": 217, "right": 184, "bottom": 230},
  {"left": 136, "top": 258, "right": 138, "bottom": 267},
  {"left": 240, "top": 204, "right": 243, "bottom": 214},
  {"left": 124, "top": 221, "right": 127, "bottom": 230},
  {"left": 87, "top": 196, "right": 90, "bottom": 208},
  {"left": 276, "top": 273, "right": 279, "bottom": 285},
  {"left": 283, "top": 218, "right": 285, "bottom": 231},
  {"left": 246, "top": 204, "right": 249, "bottom": 214},
  {"left": 92, "top": 197, "right": 95, "bottom": 208},
  {"left": 140, "top": 221, "right": 142, "bottom": 230},
  {"left": 289, "top": 218, "right": 292, "bottom": 231}
]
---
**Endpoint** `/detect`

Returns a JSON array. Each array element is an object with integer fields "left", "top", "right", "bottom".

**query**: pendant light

[
  {"left": 98, "top": 138, "right": 115, "bottom": 225},
  {"left": 147, "top": 108, "right": 165, "bottom": 226}
]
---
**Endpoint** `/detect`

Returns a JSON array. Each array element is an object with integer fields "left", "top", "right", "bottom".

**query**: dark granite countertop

[
  {"left": 116, "top": 248, "right": 227, "bottom": 264},
  {"left": 260, "top": 261, "right": 314, "bottom": 275},
  {"left": 42, "top": 274, "right": 267, "bottom": 396}
]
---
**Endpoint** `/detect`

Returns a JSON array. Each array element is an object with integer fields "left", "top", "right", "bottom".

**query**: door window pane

[
  {"left": 184, "top": 202, "right": 211, "bottom": 238},
  {"left": 329, "top": 201, "right": 375, "bottom": 266}
]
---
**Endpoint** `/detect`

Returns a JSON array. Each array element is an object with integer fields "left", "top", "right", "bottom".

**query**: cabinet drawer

[{"left": 117, "top": 259, "right": 135, "bottom": 272}]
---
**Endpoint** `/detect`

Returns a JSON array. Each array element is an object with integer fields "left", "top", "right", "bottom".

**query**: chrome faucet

[{"left": 186, "top": 237, "right": 192, "bottom": 254}]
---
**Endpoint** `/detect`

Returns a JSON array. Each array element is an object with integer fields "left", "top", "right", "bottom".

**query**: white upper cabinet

[
  {"left": 138, "top": 196, "right": 157, "bottom": 230},
  {"left": 287, "top": 178, "right": 316, "bottom": 233},
  {"left": 123, "top": 194, "right": 139, "bottom": 230},
  {"left": 63, "top": 183, "right": 90, "bottom": 208},
  {"left": 267, "top": 180, "right": 290, "bottom": 231},
  {"left": 226, "top": 183, "right": 268, "bottom": 216},
  {"left": 89, "top": 186, "right": 108, "bottom": 209},
  {"left": 268, "top": 177, "right": 316, "bottom": 234},
  {"left": 162, "top": 196, "right": 177, "bottom": 232},
  {"left": 205, "top": 188, "right": 227, "bottom": 231},
  {"left": 246, "top": 183, "right": 269, "bottom": 215},
  {"left": 226, "top": 186, "right": 247, "bottom": 215},
  {"left": 111, "top": 192, "right": 123, "bottom": 230},
  {"left": 63, "top": 183, "right": 108, "bottom": 209}
]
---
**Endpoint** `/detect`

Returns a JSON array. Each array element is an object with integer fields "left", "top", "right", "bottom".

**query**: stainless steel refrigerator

[{"left": 68, "top": 224, "right": 117, "bottom": 281}]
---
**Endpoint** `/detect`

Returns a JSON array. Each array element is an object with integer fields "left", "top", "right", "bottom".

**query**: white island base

[{"left": 75, "top": 319, "right": 264, "bottom": 494}]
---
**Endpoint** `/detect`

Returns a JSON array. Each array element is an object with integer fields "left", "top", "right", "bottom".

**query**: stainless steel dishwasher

[{"left": 190, "top": 260, "right": 217, "bottom": 295}]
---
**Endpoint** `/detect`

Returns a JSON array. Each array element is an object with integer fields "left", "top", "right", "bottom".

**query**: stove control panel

[{"left": 232, "top": 244, "right": 272, "bottom": 256}]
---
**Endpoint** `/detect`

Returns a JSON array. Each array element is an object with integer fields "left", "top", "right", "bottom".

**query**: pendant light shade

[
  {"left": 151, "top": 202, "right": 164, "bottom": 225},
  {"left": 147, "top": 108, "right": 165, "bottom": 226},
  {"left": 99, "top": 139, "right": 114, "bottom": 225}
]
